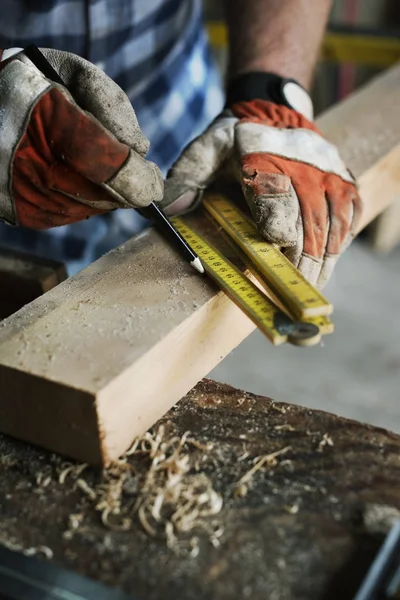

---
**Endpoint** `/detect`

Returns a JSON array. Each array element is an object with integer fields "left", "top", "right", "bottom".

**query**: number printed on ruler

[
  {"left": 203, "top": 194, "right": 333, "bottom": 319},
  {"left": 171, "top": 218, "right": 288, "bottom": 345}
]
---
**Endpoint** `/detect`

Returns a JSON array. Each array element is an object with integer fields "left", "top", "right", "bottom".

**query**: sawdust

[
  {"left": 51, "top": 418, "right": 296, "bottom": 555},
  {"left": 318, "top": 433, "right": 334, "bottom": 452},
  {"left": 57, "top": 423, "right": 223, "bottom": 555}
]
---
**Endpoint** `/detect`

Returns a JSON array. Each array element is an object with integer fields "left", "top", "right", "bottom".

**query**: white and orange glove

[
  {"left": 161, "top": 84, "right": 362, "bottom": 288},
  {"left": 0, "top": 48, "right": 163, "bottom": 229}
]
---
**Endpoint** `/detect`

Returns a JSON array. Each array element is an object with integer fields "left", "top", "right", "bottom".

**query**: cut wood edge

[
  {"left": 97, "top": 292, "right": 255, "bottom": 463},
  {"left": 368, "top": 195, "right": 400, "bottom": 253},
  {"left": 0, "top": 364, "right": 102, "bottom": 464},
  {"left": 357, "top": 145, "right": 400, "bottom": 233}
]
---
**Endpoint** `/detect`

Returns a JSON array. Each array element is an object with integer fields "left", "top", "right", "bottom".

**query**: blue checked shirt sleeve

[{"left": 0, "top": 0, "right": 223, "bottom": 274}]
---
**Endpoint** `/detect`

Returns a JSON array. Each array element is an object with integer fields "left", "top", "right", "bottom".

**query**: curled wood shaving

[
  {"left": 237, "top": 445, "right": 250, "bottom": 462},
  {"left": 132, "top": 426, "right": 223, "bottom": 554},
  {"left": 63, "top": 512, "right": 85, "bottom": 539},
  {"left": 233, "top": 483, "right": 248, "bottom": 499},
  {"left": 61, "top": 424, "right": 223, "bottom": 555},
  {"left": 318, "top": 433, "right": 334, "bottom": 452},
  {"left": 100, "top": 508, "right": 132, "bottom": 532},
  {"left": 59, "top": 462, "right": 87, "bottom": 484},
  {"left": 271, "top": 403, "right": 288, "bottom": 414},
  {"left": 274, "top": 424, "right": 295, "bottom": 432},
  {"left": 36, "top": 468, "right": 53, "bottom": 487},
  {"left": 36, "top": 475, "right": 52, "bottom": 488},
  {"left": 24, "top": 546, "right": 53, "bottom": 559},
  {"left": 235, "top": 446, "right": 292, "bottom": 491},
  {"left": 284, "top": 503, "right": 300, "bottom": 514},
  {"left": 75, "top": 478, "right": 97, "bottom": 501},
  {"left": 68, "top": 513, "right": 84, "bottom": 530}
]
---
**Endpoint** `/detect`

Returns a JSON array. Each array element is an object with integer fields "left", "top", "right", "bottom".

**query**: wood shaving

[
  {"left": 59, "top": 462, "right": 88, "bottom": 484},
  {"left": 233, "top": 483, "right": 248, "bottom": 499},
  {"left": 75, "top": 479, "right": 97, "bottom": 501},
  {"left": 274, "top": 424, "right": 295, "bottom": 432},
  {"left": 235, "top": 446, "right": 292, "bottom": 491},
  {"left": 237, "top": 448, "right": 250, "bottom": 462},
  {"left": 318, "top": 433, "right": 334, "bottom": 452},
  {"left": 23, "top": 545, "right": 53, "bottom": 559},
  {"left": 271, "top": 403, "right": 288, "bottom": 414},
  {"left": 64, "top": 512, "right": 84, "bottom": 538},
  {"left": 60, "top": 424, "right": 223, "bottom": 555},
  {"left": 36, "top": 474, "right": 52, "bottom": 487},
  {"left": 284, "top": 504, "right": 299, "bottom": 514}
]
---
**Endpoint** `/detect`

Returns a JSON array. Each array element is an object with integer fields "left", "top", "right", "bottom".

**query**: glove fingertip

[
  {"left": 107, "top": 151, "right": 164, "bottom": 208},
  {"left": 297, "top": 255, "right": 321, "bottom": 287},
  {"left": 160, "top": 178, "right": 201, "bottom": 216},
  {"left": 245, "top": 192, "right": 299, "bottom": 247}
]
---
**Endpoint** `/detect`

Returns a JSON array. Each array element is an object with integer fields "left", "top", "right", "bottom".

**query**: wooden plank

[
  {"left": 0, "top": 247, "right": 67, "bottom": 320},
  {"left": 1, "top": 65, "right": 400, "bottom": 465},
  {"left": 368, "top": 195, "right": 400, "bottom": 252},
  {"left": 1, "top": 379, "right": 400, "bottom": 600},
  {"left": 319, "top": 62, "right": 400, "bottom": 231}
]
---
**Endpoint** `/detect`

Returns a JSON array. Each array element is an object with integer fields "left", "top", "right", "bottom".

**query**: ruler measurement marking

[
  {"left": 203, "top": 195, "right": 332, "bottom": 319},
  {"left": 172, "top": 218, "right": 288, "bottom": 345}
]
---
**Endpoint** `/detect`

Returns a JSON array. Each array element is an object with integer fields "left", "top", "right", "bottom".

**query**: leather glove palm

[
  {"left": 161, "top": 100, "right": 362, "bottom": 288},
  {"left": 0, "top": 48, "right": 163, "bottom": 229}
]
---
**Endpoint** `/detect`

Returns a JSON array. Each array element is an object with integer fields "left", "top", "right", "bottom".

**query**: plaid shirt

[{"left": 0, "top": 0, "right": 223, "bottom": 273}]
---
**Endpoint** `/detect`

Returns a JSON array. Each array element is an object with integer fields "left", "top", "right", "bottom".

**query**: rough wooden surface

[
  {"left": 0, "top": 380, "right": 399, "bottom": 600},
  {"left": 369, "top": 196, "right": 400, "bottom": 252},
  {"left": 1, "top": 65, "right": 400, "bottom": 464}
]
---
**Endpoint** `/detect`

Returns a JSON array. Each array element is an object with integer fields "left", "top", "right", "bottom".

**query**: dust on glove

[
  {"left": 161, "top": 100, "right": 362, "bottom": 288},
  {"left": 0, "top": 48, "right": 163, "bottom": 229}
]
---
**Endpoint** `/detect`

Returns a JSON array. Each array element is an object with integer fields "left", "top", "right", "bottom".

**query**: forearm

[{"left": 223, "top": 0, "right": 332, "bottom": 90}]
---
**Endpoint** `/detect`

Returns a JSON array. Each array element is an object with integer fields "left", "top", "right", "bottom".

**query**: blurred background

[{"left": 204, "top": 0, "right": 400, "bottom": 432}]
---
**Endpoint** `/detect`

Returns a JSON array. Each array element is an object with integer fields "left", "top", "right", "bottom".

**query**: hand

[
  {"left": 161, "top": 100, "right": 362, "bottom": 288},
  {"left": 0, "top": 48, "right": 163, "bottom": 229}
]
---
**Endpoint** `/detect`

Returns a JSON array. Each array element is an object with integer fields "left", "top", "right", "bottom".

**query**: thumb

[
  {"left": 239, "top": 158, "right": 299, "bottom": 247},
  {"left": 161, "top": 115, "right": 236, "bottom": 216}
]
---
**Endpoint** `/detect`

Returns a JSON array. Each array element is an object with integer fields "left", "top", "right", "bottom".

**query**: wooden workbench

[{"left": 1, "top": 379, "right": 399, "bottom": 600}]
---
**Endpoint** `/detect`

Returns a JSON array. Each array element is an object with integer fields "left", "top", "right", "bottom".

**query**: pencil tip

[{"left": 191, "top": 257, "right": 205, "bottom": 274}]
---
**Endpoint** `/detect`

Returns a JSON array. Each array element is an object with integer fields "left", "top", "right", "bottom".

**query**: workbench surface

[{"left": 0, "top": 379, "right": 399, "bottom": 600}]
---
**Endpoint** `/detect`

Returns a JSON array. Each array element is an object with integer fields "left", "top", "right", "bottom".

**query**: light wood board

[
  {"left": 1, "top": 64, "right": 400, "bottom": 465},
  {"left": 368, "top": 196, "right": 400, "bottom": 253}
]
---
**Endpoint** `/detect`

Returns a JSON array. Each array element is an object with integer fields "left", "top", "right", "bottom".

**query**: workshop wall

[{"left": 204, "top": 0, "right": 400, "bottom": 114}]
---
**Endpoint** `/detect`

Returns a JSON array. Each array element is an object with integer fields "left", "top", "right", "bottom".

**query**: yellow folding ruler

[{"left": 171, "top": 192, "right": 334, "bottom": 347}]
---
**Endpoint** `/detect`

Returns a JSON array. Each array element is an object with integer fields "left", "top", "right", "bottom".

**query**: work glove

[
  {"left": 161, "top": 98, "right": 362, "bottom": 288},
  {"left": 0, "top": 48, "right": 163, "bottom": 229}
]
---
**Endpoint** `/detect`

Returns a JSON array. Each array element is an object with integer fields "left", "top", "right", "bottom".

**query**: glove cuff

[{"left": 226, "top": 72, "right": 314, "bottom": 121}]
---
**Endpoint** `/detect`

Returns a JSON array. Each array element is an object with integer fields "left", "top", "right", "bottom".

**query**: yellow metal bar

[
  {"left": 207, "top": 22, "right": 227, "bottom": 48},
  {"left": 206, "top": 22, "right": 400, "bottom": 68},
  {"left": 323, "top": 32, "right": 400, "bottom": 68}
]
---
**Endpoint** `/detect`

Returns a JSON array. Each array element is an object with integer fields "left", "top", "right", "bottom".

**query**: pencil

[{"left": 142, "top": 202, "right": 204, "bottom": 273}]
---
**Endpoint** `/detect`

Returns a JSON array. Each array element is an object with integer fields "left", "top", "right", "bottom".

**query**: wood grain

[{"left": 1, "top": 65, "right": 400, "bottom": 464}]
